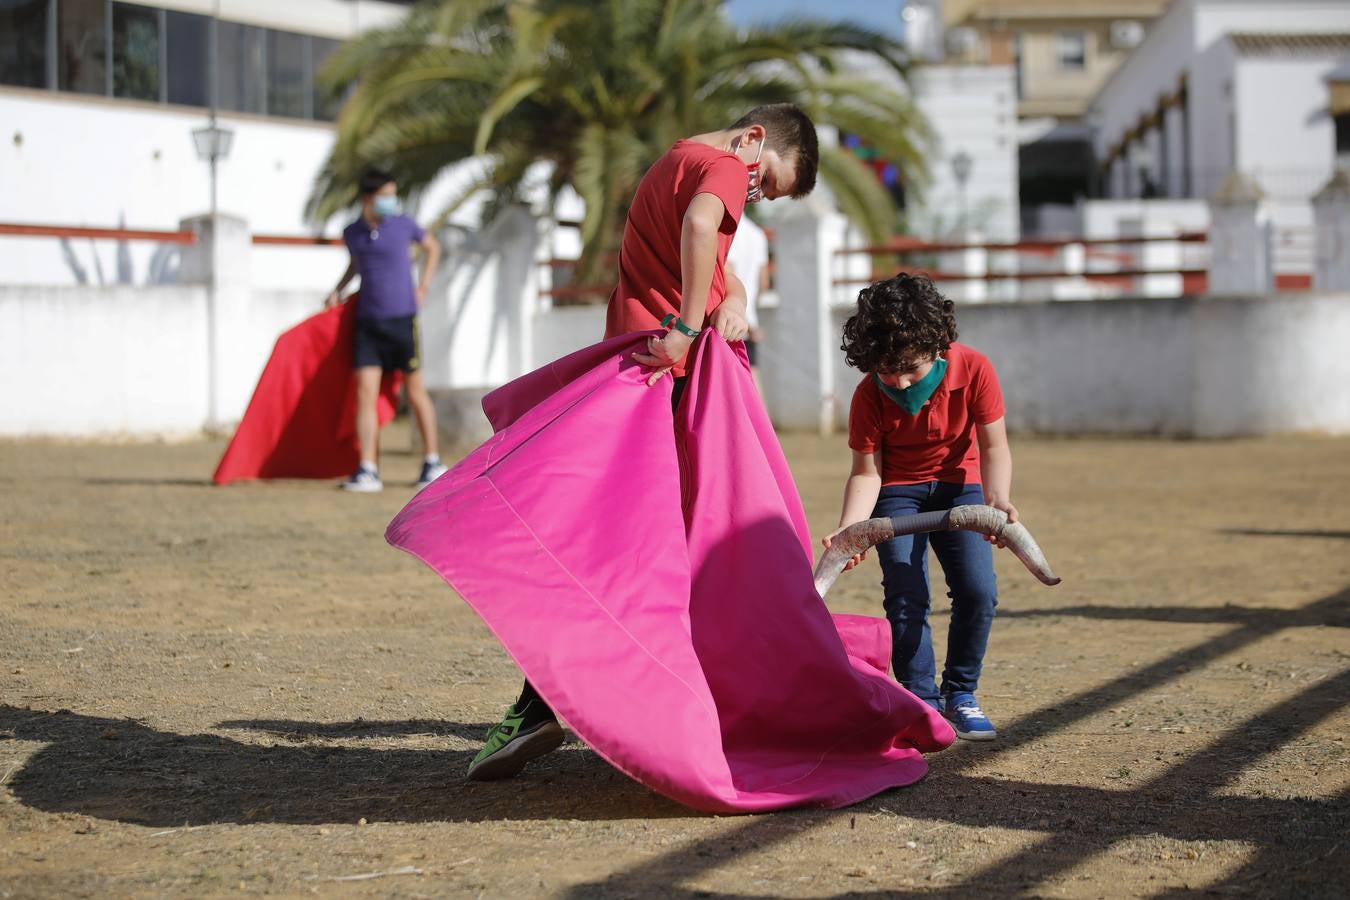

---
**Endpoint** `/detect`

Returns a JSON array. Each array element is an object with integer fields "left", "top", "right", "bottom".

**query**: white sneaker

[
  {"left": 341, "top": 466, "right": 383, "bottom": 493},
  {"left": 416, "top": 460, "right": 448, "bottom": 489}
]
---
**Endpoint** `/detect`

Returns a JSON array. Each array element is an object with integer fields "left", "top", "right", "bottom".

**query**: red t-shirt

[
  {"left": 604, "top": 140, "right": 748, "bottom": 376},
  {"left": 847, "top": 343, "right": 1006, "bottom": 486}
]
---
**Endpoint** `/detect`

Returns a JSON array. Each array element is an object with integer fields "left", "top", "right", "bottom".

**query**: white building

[
  {"left": 0, "top": 0, "right": 414, "bottom": 290},
  {"left": 1088, "top": 0, "right": 1350, "bottom": 285}
]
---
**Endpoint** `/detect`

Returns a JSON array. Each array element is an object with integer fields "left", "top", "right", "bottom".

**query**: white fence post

[
  {"left": 1207, "top": 172, "right": 1272, "bottom": 294},
  {"left": 1054, "top": 240, "right": 1091, "bottom": 300},
  {"left": 939, "top": 228, "right": 987, "bottom": 302},
  {"left": 179, "top": 213, "right": 252, "bottom": 431},
  {"left": 1312, "top": 167, "right": 1350, "bottom": 292},
  {"left": 764, "top": 199, "right": 846, "bottom": 434},
  {"left": 1125, "top": 218, "right": 1181, "bottom": 297}
]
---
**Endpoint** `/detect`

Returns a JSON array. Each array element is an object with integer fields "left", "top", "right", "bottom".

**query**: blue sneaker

[{"left": 942, "top": 692, "right": 997, "bottom": 741}]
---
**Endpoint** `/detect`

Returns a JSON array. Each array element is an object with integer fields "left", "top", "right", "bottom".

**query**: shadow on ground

[{"left": 3, "top": 589, "right": 1348, "bottom": 896}]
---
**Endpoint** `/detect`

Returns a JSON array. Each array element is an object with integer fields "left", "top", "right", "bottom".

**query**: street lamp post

[
  {"left": 951, "top": 149, "right": 973, "bottom": 233},
  {"left": 192, "top": 114, "right": 234, "bottom": 219},
  {"left": 191, "top": 114, "right": 233, "bottom": 431}
]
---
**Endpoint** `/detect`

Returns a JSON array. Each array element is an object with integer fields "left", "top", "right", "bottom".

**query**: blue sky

[{"left": 723, "top": 0, "right": 905, "bottom": 35}]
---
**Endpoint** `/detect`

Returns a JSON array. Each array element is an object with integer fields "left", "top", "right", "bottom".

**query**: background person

[
  {"left": 823, "top": 273, "right": 1015, "bottom": 741},
  {"left": 325, "top": 168, "right": 445, "bottom": 493},
  {"left": 725, "top": 212, "right": 770, "bottom": 391}
]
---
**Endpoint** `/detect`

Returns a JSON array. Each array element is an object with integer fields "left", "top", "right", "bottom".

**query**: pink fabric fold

[{"left": 386, "top": 331, "right": 953, "bottom": 812}]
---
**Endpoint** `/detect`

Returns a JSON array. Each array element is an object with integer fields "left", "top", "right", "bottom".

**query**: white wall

[
  {"left": 908, "top": 65, "right": 1021, "bottom": 242},
  {"left": 0, "top": 282, "right": 315, "bottom": 437},
  {"left": 151, "top": 0, "right": 407, "bottom": 39},
  {"left": 1235, "top": 56, "right": 1341, "bottom": 198},
  {"left": 821, "top": 292, "right": 1350, "bottom": 438},
  {"left": 0, "top": 90, "right": 347, "bottom": 291}
]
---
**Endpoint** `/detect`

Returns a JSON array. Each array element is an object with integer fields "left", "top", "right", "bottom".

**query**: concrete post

[
  {"left": 1207, "top": 172, "right": 1272, "bottom": 294},
  {"left": 765, "top": 199, "right": 847, "bottom": 434},
  {"left": 1312, "top": 167, "right": 1350, "bottom": 291},
  {"left": 1123, "top": 218, "right": 1182, "bottom": 297},
  {"left": 1053, "top": 240, "right": 1092, "bottom": 300},
  {"left": 179, "top": 213, "right": 251, "bottom": 432},
  {"left": 938, "top": 228, "right": 987, "bottom": 302}
]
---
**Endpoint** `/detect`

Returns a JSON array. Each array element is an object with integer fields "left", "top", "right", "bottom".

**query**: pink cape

[
  {"left": 213, "top": 301, "right": 400, "bottom": 485},
  {"left": 386, "top": 331, "right": 954, "bottom": 812}
]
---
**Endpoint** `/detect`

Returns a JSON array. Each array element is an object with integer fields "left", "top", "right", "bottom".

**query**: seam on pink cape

[{"left": 482, "top": 474, "right": 719, "bottom": 727}]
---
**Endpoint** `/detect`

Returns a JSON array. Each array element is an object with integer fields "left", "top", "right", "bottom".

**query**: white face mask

[{"left": 744, "top": 139, "right": 765, "bottom": 204}]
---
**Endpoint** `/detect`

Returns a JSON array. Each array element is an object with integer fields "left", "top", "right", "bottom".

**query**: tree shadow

[
  {"left": 4, "top": 577, "right": 1347, "bottom": 896},
  {"left": 1000, "top": 596, "right": 1350, "bottom": 629},
  {"left": 0, "top": 707, "right": 688, "bottom": 826},
  {"left": 84, "top": 478, "right": 215, "bottom": 488},
  {"left": 215, "top": 717, "right": 493, "bottom": 742},
  {"left": 559, "top": 586, "right": 1350, "bottom": 897},
  {"left": 1220, "top": 528, "right": 1350, "bottom": 541}
]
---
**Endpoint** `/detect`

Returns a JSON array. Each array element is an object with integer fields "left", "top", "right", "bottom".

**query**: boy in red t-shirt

[
  {"left": 823, "top": 273, "right": 1015, "bottom": 741},
  {"left": 468, "top": 104, "right": 820, "bottom": 780}
]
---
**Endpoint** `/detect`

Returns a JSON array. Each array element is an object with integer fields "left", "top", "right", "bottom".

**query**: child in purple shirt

[{"left": 325, "top": 168, "right": 445, "bottom": 492}]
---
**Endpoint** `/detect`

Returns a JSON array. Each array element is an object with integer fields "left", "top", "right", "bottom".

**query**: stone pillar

[
  {"left": 1207, "top": 172, "right": 1271, "bottom": 294},
  {"left": 1052, "top": 240, "right": 1092, "bottom": 300},
  {"left": 1312, "top": 167, "right": 1350, "bottom": 291},
  {"left": 939, "top": 229, "right": 987, "bottom": 303},
  {"left": 1123, "top": 218, "right": 1181, "bottom": 297},
  {"left": 764, "top": 199, "right": 847, "bottom": 434},
  {"left": 179, "top": 214, "right": 251, "bottom": 432}
]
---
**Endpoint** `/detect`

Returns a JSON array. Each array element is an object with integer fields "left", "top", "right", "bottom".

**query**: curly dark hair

[{"left": 840, "top": 273, "right": 958, "bottom": 373}]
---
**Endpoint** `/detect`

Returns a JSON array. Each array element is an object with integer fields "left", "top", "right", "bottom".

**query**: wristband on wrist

[{"left": 660, "top": 313, "right": 701, "bottom": 338}]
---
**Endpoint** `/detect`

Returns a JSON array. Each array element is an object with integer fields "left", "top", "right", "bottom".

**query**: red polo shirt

[
  {"left": 604, "top": 140, "right": 747, "bottom": 377},
  {"left": 847, "top": 343, "right": 1005, "bottom": 486}
]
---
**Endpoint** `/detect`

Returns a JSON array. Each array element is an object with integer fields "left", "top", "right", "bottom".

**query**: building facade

[
  {"left": 0, "top": 0, "right": 413, "bottom": 289},
  {"left": 1088, "top": 0, "right": 1350, "bottom": 283},
  {"left": 942, "top": 0, "right": 1166, "bottom": 121}
]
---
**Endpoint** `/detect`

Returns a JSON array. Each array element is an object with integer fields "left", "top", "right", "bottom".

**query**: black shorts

[
  {"left": 744, "top": 338, "right": 759, "bottom": 366},
  {"left": 353, "top": 315, "right": 420, "bottom": 372}
]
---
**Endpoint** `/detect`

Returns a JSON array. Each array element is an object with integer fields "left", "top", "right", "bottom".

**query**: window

[
  {"left": 217, "top": 20, "right": 265, "bottom": 114},
  {"left": 14, "top": 3, "right": 342, "bottom": 122},
  {"left": 1057, "top": 30, "right": 1086, "bottom": 72},
  {"left": 0, "top": 0, "right": 50, "bottom": 88},
  {"left": 165, "top": 10, "right": 209, "bottom": 107},
  {"left": 266, "top": 29, "right": 306, "bottom": 118},
  {"left": 310, "top": 36, "right": 340, "bottom": 121},
  {"left": 112, "top": 2, "right": 159, "bottom": 101},
  {"left": 59, "top": 0, "right": 106, "bottom": 95}
]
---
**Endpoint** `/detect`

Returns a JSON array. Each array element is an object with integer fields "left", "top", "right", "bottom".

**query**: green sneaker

[{"left": 466, "top": 701, "right": 564, "bottom": 781}]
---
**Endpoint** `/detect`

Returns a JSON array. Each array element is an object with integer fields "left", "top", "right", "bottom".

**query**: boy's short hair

[
  {"left": 358, "top": 167, "right": 395, "bottom": 196},
  {"left": 731, "top": 104, "right": 818, "bottom": 198},
  {"left": 840, "top": 273, "right": 958, "bottom": 373}
]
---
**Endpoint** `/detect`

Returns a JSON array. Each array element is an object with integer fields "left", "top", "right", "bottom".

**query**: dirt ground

[{"left": 2, "top": 421, "right": 1348, "bottom": 899}]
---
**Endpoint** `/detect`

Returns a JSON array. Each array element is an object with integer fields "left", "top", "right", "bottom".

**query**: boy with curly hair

[{"left": 823, "top": 273, "right": 1014, "bottom": 740}]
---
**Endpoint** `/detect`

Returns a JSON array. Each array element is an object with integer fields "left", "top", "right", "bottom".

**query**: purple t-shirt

[{"left": 343, "top": 214, "right": 426, "bottom": 320}]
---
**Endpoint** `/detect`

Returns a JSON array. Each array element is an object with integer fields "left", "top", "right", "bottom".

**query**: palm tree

[{"left": 308, "top": 0, "right": 929, "bottom": 285}]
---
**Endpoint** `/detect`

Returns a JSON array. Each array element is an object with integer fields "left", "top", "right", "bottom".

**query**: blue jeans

[{"left": 873, "top": 482, "right": 998, "bottom": 706}]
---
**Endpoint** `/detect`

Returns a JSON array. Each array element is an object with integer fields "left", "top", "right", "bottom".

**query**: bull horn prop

[{"left": 814, "top": 505, "right": 1062, "bottom": 599}]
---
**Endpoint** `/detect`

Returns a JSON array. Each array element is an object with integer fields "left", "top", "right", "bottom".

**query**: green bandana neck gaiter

[{"left": 874, "top": 357, "right": 948, "bottom": 416}]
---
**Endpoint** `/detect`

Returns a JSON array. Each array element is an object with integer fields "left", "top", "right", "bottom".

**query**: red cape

[{"left": 213, "top": 301, "right": 401, "bottom": 485}]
